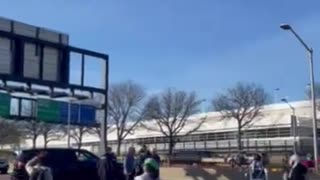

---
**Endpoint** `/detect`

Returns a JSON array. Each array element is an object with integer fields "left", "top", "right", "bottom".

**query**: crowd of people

[
  {"left": 97, "top": 145, "right": 161, "bottom": 180},
  {"left": 23, "top": 145, "right": 161, "bottom": 180},
  {"left": 245, "top": 153, "right": 308, "bottom": 180},
  {"left": 23, "top": 146, "right": 310, "bottom": 180}
]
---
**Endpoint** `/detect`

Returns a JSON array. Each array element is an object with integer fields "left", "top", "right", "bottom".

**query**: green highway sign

[
  {"left": 37, "top": 99, "right": 60, "bottom": 123},
  {"left": 36, "top": 99, "right": 97, "bottom": 125},
  {"left": 0, "top": 93, "right": 11, "bottom": 118}
]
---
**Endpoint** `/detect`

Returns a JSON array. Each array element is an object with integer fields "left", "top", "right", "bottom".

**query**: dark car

[
  {"left": 0, "top": 158, "right": 9, "bottom": 174},
  {"left": 0, "top": 150, "right": 16, "bottom": 174},
  {"left": 11, "top": 148, "right": 101, "bottom": 180}
]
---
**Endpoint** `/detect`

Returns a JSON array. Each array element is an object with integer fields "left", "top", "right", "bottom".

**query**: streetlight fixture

[
  {"left": 281, "top": 98, "right": 295, "bottom": 115},
  {"left": 281, "top": 98, "right": 297, "bottom": 153},
  {"left": 280, "top": 23, "right": 318, "bottom": 171}
]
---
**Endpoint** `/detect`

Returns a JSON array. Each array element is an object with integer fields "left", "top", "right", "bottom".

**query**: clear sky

[{"left": 2, "top": 0, "right": 320, "bottom": 105}]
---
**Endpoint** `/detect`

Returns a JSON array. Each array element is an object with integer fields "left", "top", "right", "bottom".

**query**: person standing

[
  {"left": 134, "top": 158, "right": 159, "bottom": 180},
  {"left": 248, "top": 154, "right": 267, "bottom": 180},
  {"left": 136, "top": 146, "right": 151, "bottom": 176},
  {"left": 150, "top": 148, "right": 160, "bottom": 178},
  {"left": 283, "top": 154, "right": 308, "bottom": 180},
  {"left": 97, "top": 147, "right": 118, "bottom": 180},
  {"left": 124, "top": 147, "right": 136, "bottom": 180},
  {"left": 26, "top": 151, "right": 53, "bottom": 180},
  {"left": 150, "top": 148, "right": 160, "bottom": 165}
]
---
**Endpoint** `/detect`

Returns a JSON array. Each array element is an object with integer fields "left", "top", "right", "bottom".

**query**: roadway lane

[
  {"left": 1, "top": 167, "right": 319, "bottom": 180},
  {"left": 161, "top": 166, "right": 319, "bottom": 180},
  {"left": 0, "top": 175, "right": 9, "bottom": 180}
]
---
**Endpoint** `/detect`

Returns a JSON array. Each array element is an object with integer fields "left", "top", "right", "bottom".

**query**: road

[
  {"left": 1, "top": 166, "right": 319, "bottom": 180},
  {"left": 161, "top": 166, "right": 284, "bottom": 180}
]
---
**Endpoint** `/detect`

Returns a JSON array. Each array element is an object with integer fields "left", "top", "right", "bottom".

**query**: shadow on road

[{"left": 184, "top": 165, "right": 244, "bottom": 180}]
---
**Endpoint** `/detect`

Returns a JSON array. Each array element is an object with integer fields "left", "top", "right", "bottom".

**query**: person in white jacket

[{"left": 25, "top": 151, "right": 53, "bottom": 180}]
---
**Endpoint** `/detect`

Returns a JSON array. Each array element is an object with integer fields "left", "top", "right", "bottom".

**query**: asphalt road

[
  {"left": 0, "top": 175, "right": 9, "bottom": 180},
  {"left": 0, "top": 170, "right": 285, "bottom": 180},
  {"left": 0, "top": 167, "right": 318, "bottom": 180}
]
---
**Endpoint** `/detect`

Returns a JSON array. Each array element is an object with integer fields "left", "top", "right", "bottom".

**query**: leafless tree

[
  {"left": 108, "top": 81, "right": 146, "bottom": 155},
  {"left": 212, "top": 82, "right": 269, "bottom": 152},
  {"left": 90, "top": 125, "right": 115, "bottom": 139},
  {"left": 0, "top": 119, "right": 21, "bottom": 146},
  {"left": 69, "top": 125, "right": 92, "bottom": 149},
  {"left": 143, "top": 89, "right": 205, "bottom": 155},
  {"left": 305, "top": 83, "right": 320, "bottom": 110},
  {"left": 19, "top": 120, "right": 42, "bottom": 149},
  {"left": 305, "top": 82, "right": 320, "bottom": 100},
  {"left": 40, "top": 123, "right": 65, "bottom": 148}
]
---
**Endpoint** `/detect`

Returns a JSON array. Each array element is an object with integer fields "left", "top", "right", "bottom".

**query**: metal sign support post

[
  {"left": 291, "top": 115, "right": 297, "bottom": 154},
  {"left": 67, "top": 101, "right": 71, "bottom": 148},
  {"left": 100, "top": 57, "right": 109, "bottom": 155}
]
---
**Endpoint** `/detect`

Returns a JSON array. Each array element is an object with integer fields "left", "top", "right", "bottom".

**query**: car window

[
  {"left": 19, "top": 150, "right": 78, "bottom": 168},
  {"left": 47, "top": 150, "right": 77, "bottom": 166},
  {"left": 76, "top": 150, "right": 98, "bottom": 162},
  {"left": 18, "top": 150, "right": 39, "bottom": 163}
]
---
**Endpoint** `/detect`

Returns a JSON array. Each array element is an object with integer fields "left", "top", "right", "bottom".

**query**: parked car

[
  {"left": 0, "top": 158, "right": 9, "bottom": 174},
  {"left": 300, "top": 156, "right": 320, "bottom": 168},
  {"left": 162, "top": 150, "right": 215, "bottom": 164},
  {"left": 0, "top": 150, "right": 16, "bottom": 174},
  {"left": 227, "top": 153, "right": 255, "bottom": 167},
  {"left": 11, "top": 148, "right": 117, "bottom": 180}
]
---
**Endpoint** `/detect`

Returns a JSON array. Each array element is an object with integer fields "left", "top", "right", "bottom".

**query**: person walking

[
  {"left": 97, "top": 147, "right": 118, "bottom": 180},
  {"left": 248, "top": 154, "right": 268, "bottom": 180},
  {"left": 124, "top": 147, "right": 136, "bottom": 180},
  {"left": 283, "top": 154, "right": 308, "bottom": 180},
  {"left": 26, "top": 151, "right": 53, "bottom": 180},
  {"left": 134, "top": 158, "right": 159, "bottom": 180}
]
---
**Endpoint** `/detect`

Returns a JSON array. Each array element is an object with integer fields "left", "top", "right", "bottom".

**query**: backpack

[{"left": 251, "top": 161, "right": 265, "bottom": 179}]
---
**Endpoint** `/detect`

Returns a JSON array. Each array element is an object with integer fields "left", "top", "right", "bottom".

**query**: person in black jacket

[
  {"left": 97, "top": 147, "right": 118, "bottom": 180},
  {"left": 135, "top": 146, "right": 151, "bottom": 176},
  {"left": 150, "top": 148, "right": 161, "bottom": 178},
  {"left": 283, "top": 154, "right": 308, "bottom": 180}
]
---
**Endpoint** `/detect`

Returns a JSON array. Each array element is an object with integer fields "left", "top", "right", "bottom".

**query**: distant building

[{"left": 19, "top": 100, "right": 320, "bottom": 155}]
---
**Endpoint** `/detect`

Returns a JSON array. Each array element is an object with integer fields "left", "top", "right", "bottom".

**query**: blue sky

[{"left": 2, "top": 0, "right": 320, "bottom": 105}]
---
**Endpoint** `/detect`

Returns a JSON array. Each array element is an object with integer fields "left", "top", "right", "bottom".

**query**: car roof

[
  {"left": 21, "top": 148, "right": 86, "bottom": 152},
  {"left": 17, "top": 148, "right": 98, "bottom": 162}
]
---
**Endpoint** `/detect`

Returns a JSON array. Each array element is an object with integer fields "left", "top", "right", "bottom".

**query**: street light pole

[
  {"left": 280, "top": 24, "right": 318, "bottom": 172},
  {"left": 281, "top": 98, "right": 297, "bottom": 153},
  {"left": 308, "top": 49, "right": 319, "bottom": 171}
]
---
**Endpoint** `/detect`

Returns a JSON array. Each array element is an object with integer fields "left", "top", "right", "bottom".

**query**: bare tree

[
  {"left": 305, "top": 83, "right": 320, "bottom": 110},
  {"left": 305, "top": 82, "right": 320, "bottom": 99},
  {"left": 40, "top": 123, "right": 65, "bottom": 148},
  {"left": 0, "top": 120, "right": 21, "bottom": 146},
  {"left": 69, "top": 125, "right": 92, "bottom": 149},
  {"left": 108, "top": 81, "right": 146, "bottom": 155},
  {"left": 19, "top": 120, "right": 42, "bottom": 149},
  {"left": 143, "top": 89, "right": 205, "bottom": 155},
  {"left": 90, "top": 125, "right": 115, "bottom": 139},
  {"left": 212, "top": 82, "right": 269, "bottom": 152}
]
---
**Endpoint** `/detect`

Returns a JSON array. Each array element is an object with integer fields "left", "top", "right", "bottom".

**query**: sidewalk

[
  {"left": 309, "top": 173, "right": 320, "bottom": 179},
  {"left": 159, "top": 166, "right": 320, "bottom": 180}
]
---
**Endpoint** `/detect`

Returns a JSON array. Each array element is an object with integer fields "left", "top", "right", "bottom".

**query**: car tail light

[{"left": 14, "top": 160, "right": 25, "bottom": 169}]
